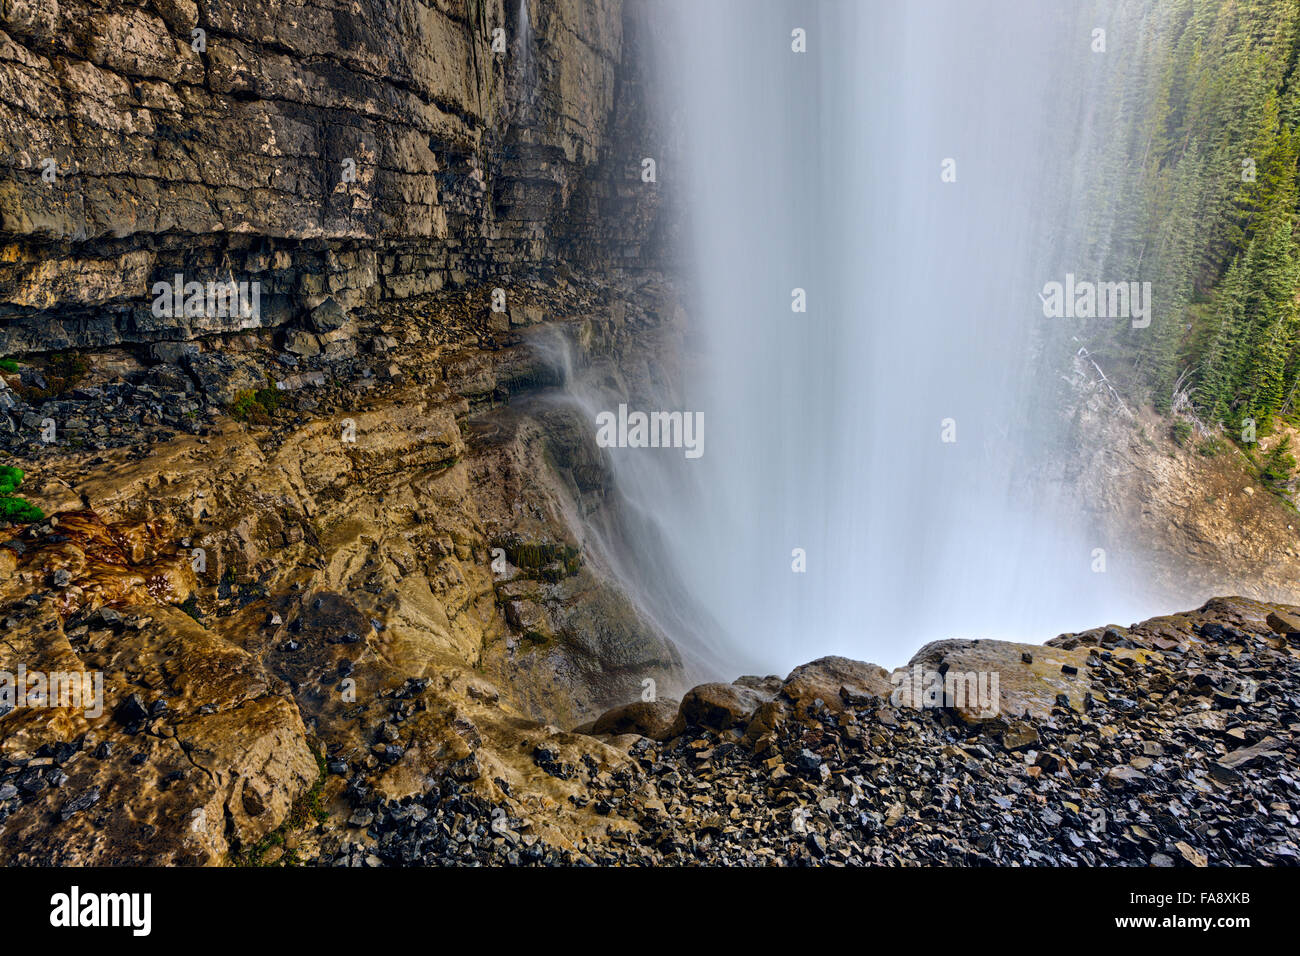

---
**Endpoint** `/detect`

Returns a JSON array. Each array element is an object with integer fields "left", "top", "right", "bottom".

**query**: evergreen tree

[{"left": 1079, "top": 0, "right": 1300, "bottom": 431}]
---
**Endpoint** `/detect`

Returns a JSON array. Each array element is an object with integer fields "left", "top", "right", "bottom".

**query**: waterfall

[
  {"left": 571, "top": 0, "right": 1169, "bottom": 677},
  {"left": 514, "top": 0, "right": 537, "bottom": 103}
]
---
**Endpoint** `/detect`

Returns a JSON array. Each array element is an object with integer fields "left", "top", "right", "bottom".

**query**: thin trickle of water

[
  {"left": 515, "top": 0, "right": 537, "bottom": 103},
  {"left": 530, "top": 321, "right": 738, "bottom": 682}
]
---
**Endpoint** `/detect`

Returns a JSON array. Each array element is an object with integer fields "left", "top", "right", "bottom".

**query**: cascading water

[
  {"left": 560, "top": 0, "right": 1174, "bottom": 678},
  {"left": 514, "top": 0, "right": 537, "bottom": 102}
]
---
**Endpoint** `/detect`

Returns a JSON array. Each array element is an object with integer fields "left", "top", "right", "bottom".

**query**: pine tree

[
  {"left": 1086, "top": 0, "right": 1300, "bottom": 426},
  {"left": 1194, "top": 255, "right": 1248, "bottom": 421}
]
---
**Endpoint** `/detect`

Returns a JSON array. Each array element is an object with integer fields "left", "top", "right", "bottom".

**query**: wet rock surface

[
  {"left": 0, "top": 272, "right": 693, "bottom": 865},
  {"left": 546, "top": 597, "right": 1300, "bottom": 866},
  {"left": 4, "top": 437, "right": 1298, "bottom": 867},
  {"left": 2, "top": 0, "right": 1298, "bottom": 872}
]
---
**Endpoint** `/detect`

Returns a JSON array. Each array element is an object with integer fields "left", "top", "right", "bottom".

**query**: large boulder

[
  {"left": 308, "top": 297, "right": 349, "bottom": 334},
  {"left": 677, "top": 682, "right": 776, "bottom": 731},
  {"left": 905, "top": 638, "right": 1104, "bottom": 721},
  {"left": 590, "top": 699, "right": 681, "bottom": 740},
  {"left": 184, "top": 351, "right": 267, "bottom": 406},
  {"left": 781, "top": 656, "right": 893, "bottom": 712},
  {"left": 1267, "top": 609, "right": 1300, "bottom": 637}
]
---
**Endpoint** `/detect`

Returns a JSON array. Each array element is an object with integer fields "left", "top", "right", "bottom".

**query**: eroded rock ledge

[{"left": 0, "top": 263, "right": 691, "bottom": 863}]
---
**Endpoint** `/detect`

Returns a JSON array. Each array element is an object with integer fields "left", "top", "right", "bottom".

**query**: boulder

[
  {"left": 1218, "top": 735, "right": 1284, "bottom": 771},
  {"left": 184, "top": 352, "right": 267, "bottom": 406},
  {"left": 742, "top": 698, "right": 791, "bottom": 749},
  {"left": 782, "top": 656, "right": 893, "bottom": 712},
  {"left": 283, "top": 329, "right": 321, "bottom": 357},
  {"left": 322, "top": 338, "right": 357, "bottom": 362},
  {"left": 1002, "top": 722, "right": 1039, "bottom": 750},
  {"left": 308, "top": 297, "right": 349, "bottom": 333},
  {"left": 1103, "top": 765, "right": 1147, "bottom": 790},
  {"left": 677, "top": 682, "right": 774, "bottom": 731},
  {"left": 1266, "top": 609, "right": 1300, "bottom": 636},
  {"left": 906, "top": 638, "right": 1110, "bottom": 721},
  {"left": 590, "top": 699, "right": 681, "bottom": 740},
  {"left": 505, "top": 598, "right": 553, "bottom": 643}
]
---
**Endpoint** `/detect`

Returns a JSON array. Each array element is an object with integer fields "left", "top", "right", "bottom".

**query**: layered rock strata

[{"left": 0, "top": 0, "right": 669, "bottom": 354}]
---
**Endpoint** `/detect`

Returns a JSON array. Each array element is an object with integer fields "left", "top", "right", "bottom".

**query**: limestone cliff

[{"left": 0, "top": 0, "right": 669, "bottom": 353}]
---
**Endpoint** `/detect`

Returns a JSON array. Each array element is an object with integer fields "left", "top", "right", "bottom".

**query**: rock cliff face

[
  {"left": 0, "top": 0, "right": 669, "bottom": 353},
  {"left": 1061, "top": 354, "right": 1300, "bottom": 609},
  {"left": 0, "top": 271, "right": 694, "bottom": 863},
  {"left": 0, "top": 0, "right": 693, "bottom": 864}
]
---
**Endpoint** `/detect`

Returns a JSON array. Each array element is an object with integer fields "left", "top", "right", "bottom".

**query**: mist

[{"left": 545, "top": 0, "right": 1174, "bottom": 678}]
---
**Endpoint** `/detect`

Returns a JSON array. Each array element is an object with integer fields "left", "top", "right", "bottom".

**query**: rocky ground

[
  {"left": 3, "top": 0, "right": 1298, "bottom": 870},
  {"left": 321, "top": 596, "right": 1300, "bottom": 867},
  {"left": 3, "top": 269, "right": 1300, "bottom": 865}
]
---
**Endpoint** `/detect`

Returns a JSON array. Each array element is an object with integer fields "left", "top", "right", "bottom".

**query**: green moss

[
  {"left": 230, "top": 387, "right": 285, "bottom": 425},
  {"left": 494, "top": 535, "right": 582, "bottom": 582},
  {"left": 0, "top": 465, "right": 22, "bottom": 496},
  {"left": 237, "top": 828, "right": 288, "bottom": 867},
  {"left": 235, "top": 748, "right": 328, "bottom": 867},
  {"left": 0, "top": 465, "right": 43, "bottom": 524},
  {"left": 286, "top": 748, "right": 330, "bottom": 828},
  {"left": 0, "top": 497, "right": 43, "bottom": 522},
  {"left": 13, "top": 352, "right": 88, "bottom": 402},
  {"left": 0, "top": 359, "right": 18, "bottom": 373}
]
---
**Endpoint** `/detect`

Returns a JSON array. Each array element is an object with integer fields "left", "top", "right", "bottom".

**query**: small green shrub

[
  {"left": 0, "top": 466, "right": 44, "bottom": 523},
  {"left": 1171, "top": 420, "right": 1193, "bottom": 447}
]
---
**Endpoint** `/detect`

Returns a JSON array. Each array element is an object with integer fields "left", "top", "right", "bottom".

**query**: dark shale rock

[
  {"left": 308, "top": 298, "right": 350, "bottom": 335},
  {"left": 1267, "top": 610, "right": 1300, "bottom": 636}
]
